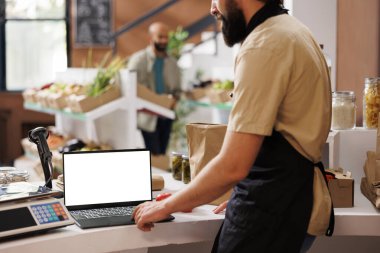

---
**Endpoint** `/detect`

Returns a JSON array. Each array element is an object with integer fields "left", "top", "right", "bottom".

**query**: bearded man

[
  {"left": 132, "top": 1, "right": 332, "bottom": 252},
  {"left": 128, "top": 22, "right": 181, "bottom": 155}
]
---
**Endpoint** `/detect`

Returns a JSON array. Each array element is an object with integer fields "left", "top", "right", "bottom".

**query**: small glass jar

[
  {"left": 363, "top": 77, "right": 380, "bottom": 129},
  {"left": 331, "top": 91, "right": 356, "bottom": 130},
  {"left": 171, "top": 152, "right": 182, "bottom": 181},
  {"left": 181, "top": 155, "right": 191, "bottom": 184}
]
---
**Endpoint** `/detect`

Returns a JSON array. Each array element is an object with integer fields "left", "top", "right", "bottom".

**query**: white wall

[{"left": 291, "top": 0, "right": 337, "bottom": 90}]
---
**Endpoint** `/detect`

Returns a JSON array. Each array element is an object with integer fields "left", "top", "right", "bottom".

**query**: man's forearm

[
  {"left": 163, "top": 154, "right": 239, "bottom": 213},
  {"left": 163, "top": 131, "right": 264, "bottom": 213}
]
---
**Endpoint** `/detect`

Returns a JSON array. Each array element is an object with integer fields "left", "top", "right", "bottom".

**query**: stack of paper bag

[{"left": 361, "top": 116, "right": 380, "bottom": 207}]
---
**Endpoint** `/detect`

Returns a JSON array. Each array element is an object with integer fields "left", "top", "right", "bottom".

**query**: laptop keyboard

[{"left": 70, "top": 206, "right": 135, "bottom": 220}]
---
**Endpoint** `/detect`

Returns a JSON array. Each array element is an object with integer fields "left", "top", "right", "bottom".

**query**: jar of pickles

[
  {"left": 182, "top": 155, "right": 191, "bottom": 184},
  {"left": 171, "top": 152, "right": 182, "bottom": 181},
  {"left": 363, "top": 77, "right": 380, "bottom": 129},
  {"left": 331, "top": 91, "right": 356, "bottom": 130}
]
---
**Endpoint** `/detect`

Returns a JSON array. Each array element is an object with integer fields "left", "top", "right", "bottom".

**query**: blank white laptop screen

[{"left": 64, "top": 150, "right": 152, "bottom": 207}]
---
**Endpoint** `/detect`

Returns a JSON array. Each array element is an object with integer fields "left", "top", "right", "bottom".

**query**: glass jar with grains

[
  {"left": 171, "top": 152, "right": 183, "bottom": 181},
  {"left": 363, "top": 77, "right": 380, "bottom": 129},
  {"left": 331, "top": 91, "right": 356, "bottom": 130}
]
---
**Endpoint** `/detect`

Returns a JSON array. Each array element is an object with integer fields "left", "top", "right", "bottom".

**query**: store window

[{"left": 0, "top": 0, "right": 69, "bottom": 91}]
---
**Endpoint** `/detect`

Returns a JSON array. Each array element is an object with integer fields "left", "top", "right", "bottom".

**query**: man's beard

[
  {"left": 154, "top": 42, "right": 167, "bottom": 52},
  {"left": 221, "top": 1, "right": 247, "bottom": 47}
]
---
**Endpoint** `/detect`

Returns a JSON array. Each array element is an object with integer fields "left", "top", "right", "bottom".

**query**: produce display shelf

[
  {"left": 137, "top": 98, "right": 175, "bottom": 120},
  {"left": 186, "top": 100, "right": 232, "bottom": 110},
  {"left": 24, "top": 97, "right": 128, "bottom": 121}
]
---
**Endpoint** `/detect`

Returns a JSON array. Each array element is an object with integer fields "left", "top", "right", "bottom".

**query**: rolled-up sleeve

[{"left": 228, "top": 48, "right": 290, "bottom": 136}]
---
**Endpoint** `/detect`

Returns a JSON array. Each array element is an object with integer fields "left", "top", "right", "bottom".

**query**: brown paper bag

[
  {"left": 361, "top": 177, "right": 380, "bottom": 208},
  {"left": 186, "top": 123, "right": 232, "bottom": 205},
  {"left": 363, "top": 151, "right": 380, "bottom": 186}
]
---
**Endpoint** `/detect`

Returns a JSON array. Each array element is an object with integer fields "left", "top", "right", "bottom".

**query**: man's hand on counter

[
  {"left": 132, "top": 200, "right": 172, "bottom": 232},
  {"left": 133, "top": 131, "right": 263, "bottom": 232}
]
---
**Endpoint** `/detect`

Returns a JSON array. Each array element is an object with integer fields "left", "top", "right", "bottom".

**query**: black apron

[{"left": 212, "top": 130, "right": 315, "bottom": 253}]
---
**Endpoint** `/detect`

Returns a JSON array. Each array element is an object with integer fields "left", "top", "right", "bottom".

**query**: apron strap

[{"left": 314, "top": 161, "right": 335, "bottom": 236}]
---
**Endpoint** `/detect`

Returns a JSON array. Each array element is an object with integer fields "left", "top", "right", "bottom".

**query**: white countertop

[
  {"left": 326, "top": 183, "right": 380, "bottom": 236},
  {"left": 0, "top": 168, "right": 223, "bottom": 253},
  {"left": 3, "top": 160, "right": 380, "bottom": 253}
]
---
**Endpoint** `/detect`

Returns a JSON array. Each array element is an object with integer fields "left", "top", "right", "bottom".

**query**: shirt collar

[
  {"left": 245, "top": 1, "right": 288, "bottom": 36},
  {"left": 147, "top": 46, "right": 156, "bottom": 60}
]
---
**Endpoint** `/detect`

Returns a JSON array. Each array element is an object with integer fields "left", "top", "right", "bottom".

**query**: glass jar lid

[
  {"left": 171, "top": 151, "right": 183, "bottom": 157},
  {"left": 332, "top": 91, "right": 355, "bottom": 101},
  {"left": 365, "top": 77, "right": 380, "bottom": 84}
]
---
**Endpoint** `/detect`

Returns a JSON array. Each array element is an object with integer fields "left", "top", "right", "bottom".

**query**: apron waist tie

[{"left": 314, "top": 161, "right": 335, "bottom": 236}]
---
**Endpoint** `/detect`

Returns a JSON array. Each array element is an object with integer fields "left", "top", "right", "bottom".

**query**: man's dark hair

[{"left": 259, "top": 0, "right": 284, "bottom": 5}]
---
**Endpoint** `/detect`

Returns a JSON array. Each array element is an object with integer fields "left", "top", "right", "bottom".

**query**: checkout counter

[
  {"left": 3, "top": 167, "right": 380, "bottom": 253},
  {"left": 0, "top": 169, "right": 224, "bottom": 253},
  {"left": 2, "top": 128, "right": 380, "bottom": 253}
]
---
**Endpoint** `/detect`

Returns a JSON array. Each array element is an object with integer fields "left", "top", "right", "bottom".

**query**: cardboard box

[
  {"left": 206, "top": 89, "right": 232, "bottom": 104},
  {"left": 66, "top": 85, "right": 121, "bottom": 113},
  {"left": 152, "top": 174, "right": 165, "bottom": 191},
  {"left": 151, "top": 155, "right": 170, "bottom": 171},
  {"left": 137, "top": 84, "right": 175, "bottom": 109},
  {"left": 22, "top": 89, "right": 38, "bottom": 104},
  {"left": 185, "top": 87, "right": 209, "bottom": 100},
  {"left": 47, "top": 93, "right": 67, "bottom": 110},
  {"left": 35, "top": 90, "right": 51, "bottom": 108},
  {"left": 327, "top": 169, "right": 354, "bottom": 207}
]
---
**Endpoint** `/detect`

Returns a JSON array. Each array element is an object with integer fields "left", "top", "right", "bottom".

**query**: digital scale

[
  {"left": 0, "top": 197, "right": 74, "bottom": 239},
  {"left": 0, "top": 127, "right": 75, "bottom": 240}
]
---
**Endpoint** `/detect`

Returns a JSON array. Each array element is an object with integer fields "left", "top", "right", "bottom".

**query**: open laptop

[{"left": 63, "top": 149, "right": 163, "bottom": 229}]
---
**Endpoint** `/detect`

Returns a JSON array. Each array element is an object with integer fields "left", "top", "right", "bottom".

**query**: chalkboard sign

[{"left": 75, "top": 0, "right": 112, "bottom": 46}]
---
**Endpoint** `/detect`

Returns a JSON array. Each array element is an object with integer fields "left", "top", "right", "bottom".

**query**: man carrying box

[
  {"left": 127, "top": 22, "right": 181, "bottom": 155},
  {"left": 133, "top": 1, "right": 332, "bottom": 252}
]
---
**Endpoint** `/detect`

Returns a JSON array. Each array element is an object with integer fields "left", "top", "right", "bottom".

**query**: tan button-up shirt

[{"left": 228, "top": 14, "right": 332, "bottom": 162}]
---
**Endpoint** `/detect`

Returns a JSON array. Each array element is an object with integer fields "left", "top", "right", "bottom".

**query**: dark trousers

[
  {"left": 212, "top": 130, "right": 314, "bottom": 253},
  {"left": 141, "top": 117, "right": 173, "bottom": 155}
]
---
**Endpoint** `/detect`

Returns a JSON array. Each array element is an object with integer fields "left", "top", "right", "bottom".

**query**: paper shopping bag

[{"left": 186, "top": 123, "right": 232, "bottom": 205}]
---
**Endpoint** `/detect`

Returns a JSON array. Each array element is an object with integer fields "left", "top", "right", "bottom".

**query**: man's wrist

[{"left": 161, "top": 197, "right": 178, "bottom": 214}]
